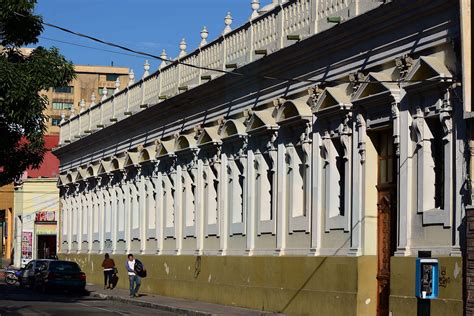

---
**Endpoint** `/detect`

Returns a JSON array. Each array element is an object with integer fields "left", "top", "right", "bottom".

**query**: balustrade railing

[{"left": 59, "top": 0, "right": 380, "bottom": 145}]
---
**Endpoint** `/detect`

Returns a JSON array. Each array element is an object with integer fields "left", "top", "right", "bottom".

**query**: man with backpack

[{"left": 125, "top": 253, "right": 146, "bottom": 297}]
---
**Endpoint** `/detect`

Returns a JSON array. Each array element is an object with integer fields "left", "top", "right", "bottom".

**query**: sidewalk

[{"left": 87, "top": 283, "right": 283, "bottom": 316}]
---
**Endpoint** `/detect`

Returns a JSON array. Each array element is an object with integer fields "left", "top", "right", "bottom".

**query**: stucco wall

[
  {"left": 390, "top": 256, "right": 463, "bottom": 316},
  {"left": 61, "top": 253, "right": 378, "bottom": 316}
]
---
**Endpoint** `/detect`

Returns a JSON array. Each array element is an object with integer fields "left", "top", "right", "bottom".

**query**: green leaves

[{"left": 0, "top": 0, "right": 75, "bottom": 185}]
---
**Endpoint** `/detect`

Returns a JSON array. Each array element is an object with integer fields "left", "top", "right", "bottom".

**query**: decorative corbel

[
  {"left": 238, "top": 136, "right": 249, "bottom": 159},
  {"left": 412, "top": 107, "right": 424, "bottom": 147},
  {"left": 320, "top": 130, "right": 330, "bottom": 165},
  {"left": 307, "top": 84, "right": 324, "bottom": 110},
  {"left": 266, "top": 130, "right": 278, "bottom": 152},
  {"left": 67, "top": 183, "right": 77, "bottom": 196},
  {"left": 217, "top": 117, "right": 226, "bottom": 136},
  {"left": 134, "top": 164, "right": 142, "bottom": 180},
  {"left": 243, "top": 109, "right": 253, "bottom": 127},
  {"left": 267, "top": 131, "right": 278, "bottom": 173},
  {"left": 395, "top": 54, "right": 414, "bottom": 79},
  {"left": 349, "top": 71, "right": 366, "bottom": 96},
  {"left": 439, "top": 111, "right": 452, "bottom": 142},
  {"left": 193, "top": 124, "right": 204, "bottom": 141},
  {"left": 152, "top": 159, "right": 161, "bottom": 178},
  {"left": 211, "top": 145, "right": 222, "bottom": 165},
  {"left": 169, "top": 155, "right": 177, "bottom": 175},
  {"left": 340, "top": 134, "right": 350, "bottom": 161},
  {"left": 439, "top": 89, "right": 453, "bottom": 142},
  {"left": 356, "top": 114, "right": 366, "bottom": 163},
  {"left": 300, "top": 122, "right": 312, "bottom": 165},
  {"left": 119, "top": 169, "right": 128, "bottom": 185},
  {"left": 337, "top": 112, "right": 352, "bottom": 136},
  {"left": 272, "top": 97, "right": 285, "bottom": 118},
  {"left": 391, "top": 102, "right": 400, "bottom": 157}
]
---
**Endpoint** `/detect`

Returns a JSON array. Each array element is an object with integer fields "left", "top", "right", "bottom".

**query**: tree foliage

[{"left": 0, "top": 0, "right": 75, "bottom": 185}]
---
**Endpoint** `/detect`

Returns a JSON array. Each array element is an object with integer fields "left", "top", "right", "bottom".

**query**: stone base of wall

[
  {"left": 60, "top": 254, "right": 377, "bottom": 316},
  {"left": 390, "top": 256, "right": 463, "bottom": 316},
  {"left": 466, "top": 206, "right": 474, "bottom": 314}
]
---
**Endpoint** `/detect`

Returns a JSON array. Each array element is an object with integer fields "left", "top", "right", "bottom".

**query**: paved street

[{"left": 0, "top": 281, "right": 178, "bottom": 316}]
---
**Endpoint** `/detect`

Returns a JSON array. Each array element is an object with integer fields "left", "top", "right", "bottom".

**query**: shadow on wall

[{"left": 280, "top": 217, "right": 363, "bottom": 313}]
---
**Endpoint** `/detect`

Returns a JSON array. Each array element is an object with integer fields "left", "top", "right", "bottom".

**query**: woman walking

[{"left": 101, "top": 253, "right": 115, "bottom": 289}]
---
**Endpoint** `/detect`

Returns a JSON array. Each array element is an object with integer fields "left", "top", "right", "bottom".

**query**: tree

[{"left": 0, "top": 0, "right": 75, "bottom": 185}]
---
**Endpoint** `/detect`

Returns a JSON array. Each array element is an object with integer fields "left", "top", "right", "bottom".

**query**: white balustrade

[
  {"left": 102, "top": 99, "right": 113, "bottom": 123},
  {"left": 60, "top": 122, "right": 70, "bottom": 144},
  {"left": 70, "top": 117, "right": 79, "bottom": 139},
  {"left": 129, "top": 82, "right": 142, "bottom": 113},
  {"left": 115, "top": 91, "right": 127, "bottom": 118},
  {"left": 143, "top": 73, "right": 160, "bottom": 105},
  {"left": 283, "top": 0, "right": 311, "bottom": 37},
  {"left": 80, "top": 111, "right": 89, "bottom": 135},
  {"left": 60, "top": 0, "right": 379, "bottom": 144},
  {"left": 252, "top": 13, "right": 277, "bottom": 53},
  {"left": 161, "top": 65, "right": 179, "bottom": 98},
  {"left": 180, "top": 54, "right": 200, "bottom": 89},
  {"left": 201, "top": 42, "right": 223, "bottom": 71},
  {"left": 90, "top": 105, "right": 101, "bottom": 130},
  {"left": 225, "top": 29, "right": 247, "bottom": 67},
  {"left": 317, "top": 0, "right": 349, "bottom": 19}
]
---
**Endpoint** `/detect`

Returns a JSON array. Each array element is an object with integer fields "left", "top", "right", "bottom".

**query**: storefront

[
  {"left": 13, "top": 178, "right": 59, "bottom": 267},
  {"left": 35, "top": 210, "right": 57, "bottom": 259}
]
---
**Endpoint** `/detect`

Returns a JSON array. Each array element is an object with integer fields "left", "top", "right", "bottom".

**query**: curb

[
  {"left": 90, "top": 291, "right": 211, "bottom": 316},
  {"left": 89, "top": 291, "right": 280, "bottom": 316}
]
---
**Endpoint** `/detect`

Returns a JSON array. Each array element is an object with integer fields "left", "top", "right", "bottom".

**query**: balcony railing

[{"left": 59, "top": 0, "right": 380, "bottom": 146}]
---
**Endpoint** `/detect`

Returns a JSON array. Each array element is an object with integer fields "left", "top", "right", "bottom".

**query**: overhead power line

[
  {"left": 14, "top": 11, "right": 457, "bottom": 86},
  {"left": 38, "top": 36, "right": 145, "bottom": 59}
]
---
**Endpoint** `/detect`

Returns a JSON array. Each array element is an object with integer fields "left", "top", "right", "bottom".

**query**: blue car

[{"left": 34, "top": 260, "right": 86, "bottom": 293}]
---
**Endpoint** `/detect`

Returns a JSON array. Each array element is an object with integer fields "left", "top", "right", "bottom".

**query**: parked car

[
  {"left": 19, "top": 260, "right": 51, "bottom": 288},
  {"left": 34, "top": 260, "right": 86, "bottom": 293}
]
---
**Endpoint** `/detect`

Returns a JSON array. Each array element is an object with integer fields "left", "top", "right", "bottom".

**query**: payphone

[{"left": 415, "top": 258, "right": 439, "bottom": 300}]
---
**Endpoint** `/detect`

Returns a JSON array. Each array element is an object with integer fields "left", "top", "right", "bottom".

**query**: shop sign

[
  {"left": 35, "top": 210, "right": 56, "bottom": 223},
  {"left": 36, "top": 224, "right": 57, "bottom": 235},
  {"left": 21, "top": 231, "right": 33, "bottom": 260}
]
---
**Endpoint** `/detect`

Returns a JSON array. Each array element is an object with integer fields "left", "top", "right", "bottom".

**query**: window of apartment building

[
  {"left": 52, "top": 101, "right": 73, "bottom": 110},
  {"left": 51, "top": 117, "right": 62, "bottom": 126},
  {"left": 98, "top": 87, "right": 115, "bottom": 97},
  {"left": 106, "top": 74, "right": 119, "bottom": 82},
  {"left": 53, "top": 86, "right": 73, "bottom": 93}
]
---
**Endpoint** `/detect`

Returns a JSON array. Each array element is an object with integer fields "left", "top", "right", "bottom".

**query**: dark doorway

[
  {"left": 37, "top": 235, "right": 57, "bottom": 259},
  {"left": 370, "top": 129, "right": 397, "bottom": 316}
]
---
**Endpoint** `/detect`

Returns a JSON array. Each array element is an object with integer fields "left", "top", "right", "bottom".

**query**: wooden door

[{"left": 375, "top": 130, "right": 397, "bottom": 316}]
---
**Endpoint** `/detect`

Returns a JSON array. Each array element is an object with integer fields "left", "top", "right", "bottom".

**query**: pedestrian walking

[
  {"left": 101, "top": 253, "right": 115, "bottom": 289},
  {"left": 126, "top": 253, "right": 146, "bottom": 297}
]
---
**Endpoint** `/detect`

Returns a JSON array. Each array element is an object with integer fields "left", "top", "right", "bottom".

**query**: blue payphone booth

[{"left": 415, "top": 258, "right": 439, "bottom": 299}]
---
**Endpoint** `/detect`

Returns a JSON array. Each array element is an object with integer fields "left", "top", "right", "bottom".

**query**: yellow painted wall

[
  {"left": 13, "top": 179, "right": 59, "bottom": 265},
  {"left": 15, "top": 179, "right": 59, "bottom": 218},
  {"left": 61, "top": 253, "right": 378, "bottom": 316},
  {"left": 0, "top": 183, "right": 14, "bottom": 261},
  {"left": 390, "top": 256, "right": 463, "bottom": 316}
]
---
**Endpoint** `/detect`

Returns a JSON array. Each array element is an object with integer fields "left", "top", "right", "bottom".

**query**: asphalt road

[{"left": 0, "top": 281, "right": 178, "bottom": 316}]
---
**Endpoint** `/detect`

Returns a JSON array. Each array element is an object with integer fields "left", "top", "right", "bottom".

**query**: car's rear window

[{"left": 49, "top": 261, "right": 81, "bottom": 272}]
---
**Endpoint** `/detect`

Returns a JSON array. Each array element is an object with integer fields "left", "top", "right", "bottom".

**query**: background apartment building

[
  {"left": 45, "top": 65, "right": 130, "bottom": 134},
  {"left": 0, "top": 54, "right": 130, "bottom": 267}
]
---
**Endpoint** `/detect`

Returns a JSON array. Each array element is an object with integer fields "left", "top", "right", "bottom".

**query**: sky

[{"left": 31, "top": 0, "right": 272, "bottom": 76}]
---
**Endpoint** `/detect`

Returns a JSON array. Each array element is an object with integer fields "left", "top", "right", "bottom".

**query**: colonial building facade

[{"left": 54, "top": 0, "right": 468, "bottom": 315}]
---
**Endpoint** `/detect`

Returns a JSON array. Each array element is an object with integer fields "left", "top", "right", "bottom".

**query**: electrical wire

[
  {"left": 38, "top": 36, "right": 145, "bottom": 59},
  {"left": 13, "top": 11, "right": 457, "bottom": 86}
]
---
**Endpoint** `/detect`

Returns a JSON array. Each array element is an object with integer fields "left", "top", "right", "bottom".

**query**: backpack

[{"left": 134, "top": 259, "right": 147, "bottom": 278}]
